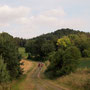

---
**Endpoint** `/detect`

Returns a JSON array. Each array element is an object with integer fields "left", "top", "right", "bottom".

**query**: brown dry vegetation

[
  {"left": 20, "top": 60, "right": 33, "bottom": 74},
  {"left": 54, "top": 68, "right": 90, "bottom": 90}
]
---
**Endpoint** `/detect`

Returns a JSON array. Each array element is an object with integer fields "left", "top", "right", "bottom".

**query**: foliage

[
  {"left": 82, "top": 49, "right": 90, "bottom": 57},
  {"left": 0, "top": 56, "right": 10, "bottom": 84},
  {"left": 25, "top": 29, "right": 82, "bottom": 61},
  {"left": 45, "top": 46, "right": 81, "bottom": 78},
  {"left": 18, "top": 47, "right": 28, "bottom": 59},
  {"left": 41, "top": 41, "right": 55, "bottom": 57},
  {"left": 57, "top": 36, "right": 71, "bottom": 49},
  {"left": 78, "top": 58, "right": 90, "bottom": 68},
  {"left": 69, "top": 34, "right": 90, "bottom": 57},
  {"left": 0, "top": 32, "right": 22, "bottom": 80},
  {"left": 62, "top": 46, "right": 81, "bottom": 74},
  {"left": 14, "top": 37, "right": 26, "bottom": 47},
  {"left": 26, "top": 38, "right": 55, "bottom": 61}
]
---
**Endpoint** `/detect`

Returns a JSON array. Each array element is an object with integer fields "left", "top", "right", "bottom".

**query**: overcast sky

[{"left": 0, "top": 0, "right": 90, "bottom": 38}]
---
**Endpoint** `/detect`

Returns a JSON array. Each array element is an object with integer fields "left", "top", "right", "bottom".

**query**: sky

[{"left": 0, "top": 0, "right": 90, "bottom": 38}]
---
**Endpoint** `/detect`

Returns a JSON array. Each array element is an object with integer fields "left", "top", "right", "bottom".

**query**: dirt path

[{"left": 14, "top": 61, "right": 66, "bottom": 90}]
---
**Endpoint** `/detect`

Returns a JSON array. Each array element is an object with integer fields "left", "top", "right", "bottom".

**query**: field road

[{"left": 13, "top": 61, "right": 67, "bottom": 90}]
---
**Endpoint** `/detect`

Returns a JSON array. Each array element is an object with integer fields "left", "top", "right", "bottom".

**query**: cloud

[
  {"left": 18, "top": 8, "right": 65, "bottom": 25},
  {"left": 0, "top": 5, "right": 88, "bottom": 38},
  {"left": 40, "top": 8, "right": 66, "bottom": 17},
  {"left": 15, "top": 8, "right": 87, "bottom": 38},
  {"left": 0, "top": 5, "right": 31, "bottom": 26},
  {"left": 18, "top": 8, "right": 86, "bottom": 29}
]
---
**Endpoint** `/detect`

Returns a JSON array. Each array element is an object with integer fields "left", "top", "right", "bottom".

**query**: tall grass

[
  {"left": 55, "top": 68, "right": 90, "bottom": 90},
  {"left": 45, "top": 58, "right": 90, "bottom": 90}
]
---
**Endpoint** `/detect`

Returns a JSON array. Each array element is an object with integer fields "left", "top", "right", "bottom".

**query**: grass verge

[
  {"left": 54, "top": 68, "right": 90, "bottom": 90},
  {"left": 11, "top": 61, "right": 35, "bottom": 90},
  {"left": 78, "top": 58, "right": 90, "bottom": 68}
]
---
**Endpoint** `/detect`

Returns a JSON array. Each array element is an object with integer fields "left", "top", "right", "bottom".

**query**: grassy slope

[
  {"left": 52, "top": 58, "right": 90, "bottom": 90},
  {"left": 54, "top": 68, "right": 90, "bottom": 90},
  {"left": 79, "top": 58, "right": 90, "bottom": 68},
  {"left": 18, "top": 47, "right": 28, "bottom": 59}
]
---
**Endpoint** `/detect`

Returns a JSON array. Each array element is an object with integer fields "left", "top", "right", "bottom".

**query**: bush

[
  {"left": 45, "top": 46, "right": 81, "bottom": 78},
  {"left": 45, "top": 49, "right": 64, "bottom": 78},
  {"left": 0, "top": 56, "right": 10, "bottom": 90},
  {"left": 82, "top": 49, "right": 90, "bottom": 57},
  {"left": 61, "top": 46, "right": 81, "bottom": 75},
  {"left": 0, "top": 56, "right": 10, "bottom": 83},
  {"left": 0, "top": 32, "right": 22, "bottom": 80}
]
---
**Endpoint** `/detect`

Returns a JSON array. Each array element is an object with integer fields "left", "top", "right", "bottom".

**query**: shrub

[
  {"left": 0, "top": 33, "right": 22, "bottom": 80},
  {"left": 61, "top": 46, "right": 81, "bottom": 75},
  {"left": 0, "top": 56, "right": 10, "bottom": 83},
  {"left": 0, "top": 56, "right": 10, "bottom": 90},
  {"left": 82, "top": 49, "right": 90, "bottom": 57},
  {"left": 45, "top": 46, "right": 81, "bottom": 78}
]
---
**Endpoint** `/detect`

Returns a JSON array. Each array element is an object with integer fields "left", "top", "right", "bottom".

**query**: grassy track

[
  {"left": 12, "top": 60, "right": 65, "bottom": 90},
  {"left": 11, "top": 61, "right": 35, "bottom": 90}
]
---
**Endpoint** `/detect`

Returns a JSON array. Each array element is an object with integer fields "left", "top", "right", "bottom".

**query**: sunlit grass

[{"left": 18, "top": 47, "right": 28, "bottom": 59}]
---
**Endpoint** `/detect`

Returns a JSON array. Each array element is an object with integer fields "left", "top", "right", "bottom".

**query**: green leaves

[
  {"left": 45, "top": 46, "right": 81, "bottom": 78},
  {"left": 0, "top": 56, "right": 10, "bottom": 83},
  {"left": 57, "top": 36, "right": 71, "bottom": 49},
  {"left": 0, "top": 32, "right": 22, "bottom": 80}
]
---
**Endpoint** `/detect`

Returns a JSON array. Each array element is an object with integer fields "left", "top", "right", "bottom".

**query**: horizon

[
  {"left": 0, "top": 0, "right": 90, "bottom": 38},
  {"left": 1, "top": 28, "right": 89, "bottom": 39}
]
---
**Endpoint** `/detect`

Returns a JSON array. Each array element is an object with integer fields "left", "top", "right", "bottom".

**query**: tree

[
  {"left": 62, "top": 46, "right": 81, "bottom": 75},
  {"left": 0, "top": 56, "right": 10, "bottom": 89},
  {"left": 41, "top": 41, "right": 55, "bottom": 58},
  {"left": 57, "top": 36, "right": 71, "bottom": 49},
  {"left": 0, "top": 32, "right": 22, "bottom": 80},
  {"left": 25, "top": 40, "right": 36, "bottom": 55},
  {"left": 14, "top": 37, "right": 26, "bottom": 47},
  {"left": 69, "top": 34, "right": 90, "bottom": 57},
  {"left": 82, "top": 49, "right": 90, "bottom": 57},
  {"left": 45, "top": 46, "right": 81, "bottom": 78},
  {"left": 45, "top": 49, "right": 64, "bottom": 78}
]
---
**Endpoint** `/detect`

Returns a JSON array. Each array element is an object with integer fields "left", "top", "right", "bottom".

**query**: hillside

[{"left": 30, "top": 28, "right": 84, "bottom": 41}]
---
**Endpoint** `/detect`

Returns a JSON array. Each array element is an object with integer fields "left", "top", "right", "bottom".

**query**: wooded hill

[{"left": 25, "top": 28, "right": 90, "bottom": 60}]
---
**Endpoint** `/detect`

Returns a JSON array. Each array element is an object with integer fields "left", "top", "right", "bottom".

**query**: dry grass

[
  {"left": 20, "top": 60, "right": 33, "bottom": 74},
  {"left": 12, "top": 60, "right": 35, "bottom": 90},
  {"left": 55, "top": 68, "right": 90, "bottom": 90}
]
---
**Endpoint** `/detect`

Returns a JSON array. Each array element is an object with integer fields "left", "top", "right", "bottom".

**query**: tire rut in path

[{"left": 31, "top": 65, "right": 63, "bottom": 90}]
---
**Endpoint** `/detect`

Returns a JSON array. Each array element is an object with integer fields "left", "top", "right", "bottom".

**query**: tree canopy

[{"left": 0, "top": 32, "right": 22, "bottom": 80}]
